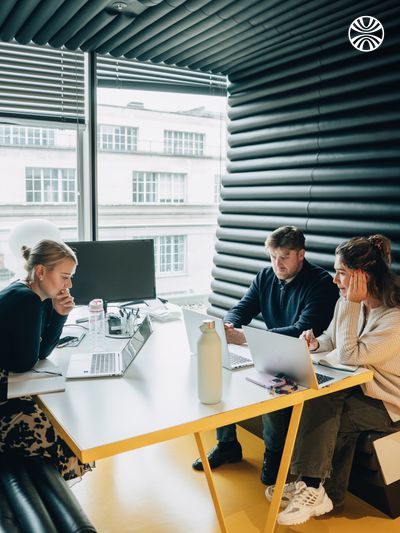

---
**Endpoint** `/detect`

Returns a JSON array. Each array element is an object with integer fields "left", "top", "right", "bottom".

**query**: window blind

[
  {"left": 96, "top": 55, "right": 227, "bottom": 95},
  {"left": 0, "top": 41, "right": 84, "bottom": 123}
]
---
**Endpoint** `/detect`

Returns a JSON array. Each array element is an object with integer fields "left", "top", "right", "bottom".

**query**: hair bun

[
  {"left": 21, "top": 245, "right": 31, "bottom": 260},
  {"left": 368, "top": 234, "right": 391, "bottom": 265},
  {"left": 369, "top": 235, "right": 383, "bottom": 249}
]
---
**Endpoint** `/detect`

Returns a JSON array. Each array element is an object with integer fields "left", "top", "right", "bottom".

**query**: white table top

[{"left": 38, "top": 313, "right": 372, "bottom": 462}]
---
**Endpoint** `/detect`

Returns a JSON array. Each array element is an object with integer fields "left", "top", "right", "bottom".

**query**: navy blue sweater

[
  {"left": 0, "top": 282, "right": 67, "bottom": 373},
  {"left": 224, "top": 260, "right": 338, "bottom": 338}
]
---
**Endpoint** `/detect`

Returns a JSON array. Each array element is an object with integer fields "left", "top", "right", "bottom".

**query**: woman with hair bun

[
  {"left": 0, "top": 239, "right": 92, "bottom": 482},
  {"left": 267, "top": 234, "right": 400, "bottom": 526}
]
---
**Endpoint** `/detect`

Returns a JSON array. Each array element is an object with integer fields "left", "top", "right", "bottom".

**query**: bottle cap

[
  {"left": 89, "top": 298, "right": 103, "bottom": 312},
  {"left": 202, "top": 319, "right": 215, "bottom": 329}
]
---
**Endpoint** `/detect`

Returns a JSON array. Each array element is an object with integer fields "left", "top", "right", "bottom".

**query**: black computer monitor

[{"left": 66, "top": 239, "right": 156, "bottom": 306}]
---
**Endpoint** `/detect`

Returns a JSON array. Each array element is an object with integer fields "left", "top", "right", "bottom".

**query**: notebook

[
  {"left": 182, "top": 308, "right": 253, "bottom": 370},
  {"left": 242, "top": 326, "right": 365, "bottom": 390},
  {"left": 66, "top": 315, "right": 152, "bottom": 379},
  {"left": 7, "top": 357, "right": 65, "bottom": 398},
  {"left": 310, "top": 350, "right": 359, "bottom": 372}
]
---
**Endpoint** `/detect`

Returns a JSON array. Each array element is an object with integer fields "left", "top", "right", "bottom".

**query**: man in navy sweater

[{"left": 192, "top": 226, "right": 338, "bottom": 485}]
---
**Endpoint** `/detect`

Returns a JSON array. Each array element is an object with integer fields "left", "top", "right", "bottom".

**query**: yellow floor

[{"left": 72, "top": 427, "right": 400, "bottom": 533}]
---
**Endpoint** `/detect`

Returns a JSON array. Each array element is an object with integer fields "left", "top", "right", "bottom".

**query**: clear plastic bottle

[
  {"left": 88, "top": 298, "right": 105, "bottom": 350},
  {"left": 197, "top": 319, "right": 222, "bottom": 404}
]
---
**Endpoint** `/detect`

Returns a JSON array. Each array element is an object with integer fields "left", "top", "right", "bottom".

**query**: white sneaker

[
  {"left": 265, "top": 480, "right": 307, "bottom": 509},
  {"left": 277, "top": 484, "right": 333, "bottom": 525}
]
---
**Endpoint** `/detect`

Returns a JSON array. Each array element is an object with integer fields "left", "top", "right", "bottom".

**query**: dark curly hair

[{"left": 335, "top": 234, "right": 400, "bottom": 308}]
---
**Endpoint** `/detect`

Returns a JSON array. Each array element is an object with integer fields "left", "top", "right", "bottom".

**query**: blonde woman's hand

[
  {"left": 347, "top": 270, "right": 368, "bottom": 303},
  {"left": 52, "top": 288, "right": 75, "bottom": 316},
  {"left": 300, "top": 329, "right": 319, "bottom": 351}
]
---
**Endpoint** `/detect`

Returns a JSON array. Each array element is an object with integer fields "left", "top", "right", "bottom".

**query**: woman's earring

[{"left": 39, "top": 276, "right": 43, "bottom": 281}]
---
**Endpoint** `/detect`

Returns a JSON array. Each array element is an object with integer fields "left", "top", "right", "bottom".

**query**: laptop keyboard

[
  {"left": 230, "top": 353, "right": 253, "bottom": 368},
  {"left": 315, "top": 372, "right": 334, "bottom": 385},
  {"left": 90, "top": 352, "right": 116, "bottom": 374}
]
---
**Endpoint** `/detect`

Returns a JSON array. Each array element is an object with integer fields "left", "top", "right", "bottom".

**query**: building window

[
  {"left": 0, "top": 125, "right": 55, "bottom": 147},
  {"left": 164, "top": 130, "right": 205, "bottom": 156},
  {"left": 152, "top": 235, "right": 186, "bottom": 274},
  {"left": 98, "top": 125, "right": 138, "bottom": 152},
  {"left": 26, "top": 167, "right": 76, "bottom": 203},
  {"left": 214, "top": 174, "right": 222, "bottom": 203},
  {"left": 132, "top": 171, "right": 186, "bottom": 203}
]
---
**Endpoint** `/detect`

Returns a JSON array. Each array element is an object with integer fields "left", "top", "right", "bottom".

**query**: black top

[
  {"left": 0, "top": 281, "right": 67, "bottom": 373},
  {"left": 224, "top": 259, "right": 338, "bottom": 338}
]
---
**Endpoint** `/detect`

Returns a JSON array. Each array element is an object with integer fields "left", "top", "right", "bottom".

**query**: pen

[{"left": 32, "top": 369, "right": 63, "bottom": 377}]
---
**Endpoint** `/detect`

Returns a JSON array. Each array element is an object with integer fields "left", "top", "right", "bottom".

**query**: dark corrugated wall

[{"left": 209, "top": 11, "right": 400, "bottom": 323}]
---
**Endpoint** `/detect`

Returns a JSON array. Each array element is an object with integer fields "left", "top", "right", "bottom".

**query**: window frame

[
  {"left": 25, "top": 166, "right": 77, "bottom": 204},
  {"left": 132, "top": 171, "right": 187, "bottom": 204}
]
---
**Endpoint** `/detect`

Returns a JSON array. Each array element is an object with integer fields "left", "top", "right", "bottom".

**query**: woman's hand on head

[
  {"left": 52, "top": 288, "right": 75, "bottom": 316},
  {"left": 347, "top": 270, "right": 368, "bottom": 303}
]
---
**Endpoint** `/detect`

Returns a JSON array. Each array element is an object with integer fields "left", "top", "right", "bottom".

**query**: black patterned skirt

[{"left": 0, "top": 369, "right": 93, "bottom": 481}]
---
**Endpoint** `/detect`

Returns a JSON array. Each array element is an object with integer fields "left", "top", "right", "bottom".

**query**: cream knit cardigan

[{"left": 316, "top": 298, "right": 400, "bottom": 422}]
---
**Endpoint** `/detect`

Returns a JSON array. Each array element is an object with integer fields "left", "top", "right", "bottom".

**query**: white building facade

[{"left": 0, "top": 101, "right": 226, "bottom": 299}]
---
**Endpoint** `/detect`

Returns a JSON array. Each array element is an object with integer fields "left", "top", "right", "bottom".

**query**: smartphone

[
  {"left": 57, "top": 335, "right": 78, "bottom": 347},
  {"left": 246, "top": 371, "right": 286, "bottom": 389}
]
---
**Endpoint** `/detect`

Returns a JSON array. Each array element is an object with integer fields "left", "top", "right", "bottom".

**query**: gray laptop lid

[
  {"left": 121, "top": 315, "right": 153, "bottom": 371},
  {"left": 182, "top": 308, "right": 253, "bottom": 370},
  {"left": 242, "top": 326, "right": 316, "bottom": 388},
  {"left": 182, "top": 308, "right": 229, "bottom": 359}
]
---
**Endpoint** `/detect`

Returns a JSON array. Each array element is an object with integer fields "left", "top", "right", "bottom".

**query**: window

[
  {"left": 153, "top": 235, "right": 186, "bottom": 274},
  {"left": 98, "top": 125, "right": 138, "bottom": 152},
  {"left": 26, "top": 168, "right": 76, "bottom": 203},
  {"left": 97, "top": 87, "right": 227, "bottom": 299},
  {"left": 0, "top": 125, "right": 55, "bottom": 147},
  {"left": 164, "top": 130, "right": 205, "bottom": 156},
  {"left": 132, "top": 171, "right": 186, "bottom": 203},
  {"left": 214, "top": 174, "right": 222, "bottom": 203}
]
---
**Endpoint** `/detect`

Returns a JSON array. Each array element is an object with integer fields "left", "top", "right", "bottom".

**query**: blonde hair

[{"left": 22, "top": 239, "right": 77, "bottom": 282}]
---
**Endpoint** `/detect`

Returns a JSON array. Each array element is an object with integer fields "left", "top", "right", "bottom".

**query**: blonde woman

[{"left": 0, "top": 239, "right": 92, "bottom": 481}]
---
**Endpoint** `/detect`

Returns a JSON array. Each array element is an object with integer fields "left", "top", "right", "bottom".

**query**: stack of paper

[{"left": 7, "top": 359, "right": 65, "bottom": 399}]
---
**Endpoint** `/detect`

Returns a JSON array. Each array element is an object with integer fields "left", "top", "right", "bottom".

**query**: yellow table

[{"left": 38, "top": 318, "right": 373, "bottom": 533}]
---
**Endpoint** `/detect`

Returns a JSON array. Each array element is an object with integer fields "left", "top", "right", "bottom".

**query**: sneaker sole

[{"left": 277, "top": 494, "right": 333, "bottom": 525}]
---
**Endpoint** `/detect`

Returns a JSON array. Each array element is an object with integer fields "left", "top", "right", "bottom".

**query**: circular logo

[{"left": 348, "top": 16, "right": 384, "bottom": 52}]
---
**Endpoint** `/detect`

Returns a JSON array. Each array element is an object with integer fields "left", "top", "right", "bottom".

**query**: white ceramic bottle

[
  {"left": 88, "top": 298, "right": 105, "bottom": 350},
  {"left": 197, "top": 319, "right": 222, "bottom": 404}
]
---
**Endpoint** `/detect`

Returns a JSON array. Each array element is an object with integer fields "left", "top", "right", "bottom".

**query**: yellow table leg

[
  {"left": 264, "top": 402, "right": 304, "bottom": 533},
  {"left": 194, "top": 432, "right": 228, "bottom": 533}
]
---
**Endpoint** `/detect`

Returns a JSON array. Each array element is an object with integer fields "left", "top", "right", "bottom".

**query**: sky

[{"left": 97, "top": 88, "right": 227, "bottom": 114}]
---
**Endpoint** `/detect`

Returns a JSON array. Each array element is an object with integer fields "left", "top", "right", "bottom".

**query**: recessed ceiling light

[{"left": 112, "top": 1, "right": 128, "bottom": 10}]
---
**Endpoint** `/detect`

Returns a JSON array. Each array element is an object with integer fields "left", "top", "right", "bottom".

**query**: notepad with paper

[
  {"left": 7, "top": 359, "right": 65, "bottom": 399},
  {"left": 311, "top": 350, "right": 359, "bottom": 372}
]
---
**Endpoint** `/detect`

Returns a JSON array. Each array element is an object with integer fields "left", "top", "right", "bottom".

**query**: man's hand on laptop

[
  {"left": 224, "top": 323, "right": 246, "bottom": 345},
  {"left": 300, "top": 329, "right": 319, "bottom": 351}
]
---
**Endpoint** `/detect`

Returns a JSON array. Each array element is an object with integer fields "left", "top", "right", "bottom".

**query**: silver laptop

[
  {"left": 66, "top": 315, "right": 152, "bottom": 379},
  {"left": 182, "top": 308, "right": 253, "bottom": 370},
  {"left": 242, "top": 326, "right": 365, "bottom": 390}
]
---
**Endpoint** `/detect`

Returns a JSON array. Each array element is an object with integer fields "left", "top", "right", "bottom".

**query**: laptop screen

[{"left": 121, "top": 315, "right": 153, "bottom": 370}]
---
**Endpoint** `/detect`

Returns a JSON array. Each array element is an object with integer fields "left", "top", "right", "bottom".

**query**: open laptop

[
  {"left": 242, "top": 326, "right": 365, "bottom": 390},
  {"left": 182, "top": 308, "right": 253, "bottom": 370},
  {"left": 66, "top": 315, "right": 152, "bottom": 379}
]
